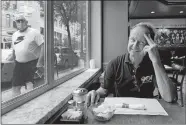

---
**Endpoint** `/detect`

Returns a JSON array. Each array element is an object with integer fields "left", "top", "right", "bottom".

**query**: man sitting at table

[{"left": 85, "top": 22, "right": 177, "bottom": 106}]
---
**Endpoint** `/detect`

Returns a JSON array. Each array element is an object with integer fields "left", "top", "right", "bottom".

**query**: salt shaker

[{"left": 68, "top": 100, "right": 76, "bottom": 110}]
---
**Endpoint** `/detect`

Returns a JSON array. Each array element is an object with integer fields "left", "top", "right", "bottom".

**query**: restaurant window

[
  {"left": 53, "top": 1, "right": 89, "bottom": 81},
  {"left": 1, "top": 1, "right": 46, "bottom": 113},
  {"left": 1, "top": 1, "right": 91, "bottom": 114}
]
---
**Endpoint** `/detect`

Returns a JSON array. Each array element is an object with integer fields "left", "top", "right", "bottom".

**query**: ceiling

[{"left": 129, "top": 0, "right": 186, "bottom": 19}]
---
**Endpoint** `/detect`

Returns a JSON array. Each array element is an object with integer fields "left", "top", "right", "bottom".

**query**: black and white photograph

[{"left": 1, "top": 0, "right": 186, "bottom": 124}]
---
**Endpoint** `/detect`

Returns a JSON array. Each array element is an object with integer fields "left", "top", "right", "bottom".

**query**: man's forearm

[
  {"left": 7, "top": 50, "right": 15, "bottom": 61},
  {"left": 37, "top": 44, "right": 44, "bottom": 67},
  {"left": 7, "top": 55, "right": 14, "bottom": 61},
  {"left": 152, "top": 61, "right": 177, "bottom": 102},
  {"left": 96, "top": 87, "right": 108, "bottom": 98}
]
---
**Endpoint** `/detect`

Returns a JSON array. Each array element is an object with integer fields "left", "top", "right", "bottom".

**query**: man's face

[
  {"left": 16, "top": 19, "right": 28, "bottom": 31},
  {"left": 128, "top": 26, "right": 149, "bottom": 59}
]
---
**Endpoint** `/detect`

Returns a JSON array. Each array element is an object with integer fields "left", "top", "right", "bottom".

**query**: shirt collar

[
  {"left": 125, "top": 52, "right": 132, "bottom": 64},
  {"left": 125, "top": 52, "right": 144, "bottom": 69}
]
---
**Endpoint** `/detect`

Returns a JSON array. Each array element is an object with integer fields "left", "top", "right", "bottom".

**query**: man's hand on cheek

[{"left": 143, "top": 34, "right": 161, "bottom": 63}]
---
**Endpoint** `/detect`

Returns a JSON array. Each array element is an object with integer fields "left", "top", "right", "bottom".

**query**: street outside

[
  {"left": 1, "top": 48, "right": 85, "bottom": 91},
  {"left": 1, "top": 60, "right": 85, "bottom": 91},
  {"left": 1, "top": 59, "right": 85, "bottom": 102}
]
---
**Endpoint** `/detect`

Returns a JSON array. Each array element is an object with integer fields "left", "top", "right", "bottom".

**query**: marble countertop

[{"left": 2, "top": 68, "right": 100, "bottom": 124}]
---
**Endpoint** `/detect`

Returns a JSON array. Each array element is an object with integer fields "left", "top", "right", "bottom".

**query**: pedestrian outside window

[
  {"left": 1, "top": 1, "right": 90, "bottom": 114},
  {"left": 1, "top": 1, "right": 46, "bottom": 102}
]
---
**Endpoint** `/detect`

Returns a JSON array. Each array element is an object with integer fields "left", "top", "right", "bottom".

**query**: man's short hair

[{"left": 130, "top": 22, "right": 156, "bottom": 40}]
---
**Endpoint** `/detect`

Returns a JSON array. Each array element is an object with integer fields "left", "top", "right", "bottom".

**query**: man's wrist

[
  {"left": 6, "top": 57, "right": 14, "bottom": 61},
  {"left": 96, "top": 87, "right": 108, "bottom": 98},
  {"left": 152, "top": 60, "right": 164, "bottom": 70},
  {"left": 152, "top": 59, "right": 162, "bottom": 65}
]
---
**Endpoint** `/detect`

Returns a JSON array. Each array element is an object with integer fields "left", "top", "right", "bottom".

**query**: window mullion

[
  {"left": 45, "top": 1, "right": 54, "bottom": 85},
  {"left": 86, "top": 1, "right": 91, "bottom": 68}
]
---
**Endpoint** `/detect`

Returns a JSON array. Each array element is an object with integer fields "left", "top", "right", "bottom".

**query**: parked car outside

[
  {"left": 55, "top": 47, "right": 79, "bottom": 68},
  {"left": 1, "top": 49, "right": 15, "bottom": 83}
]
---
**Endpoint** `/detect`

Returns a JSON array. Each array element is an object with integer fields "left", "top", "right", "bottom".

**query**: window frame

[{"left": 1, "top": 1, "right": 91, "bottom": 115}]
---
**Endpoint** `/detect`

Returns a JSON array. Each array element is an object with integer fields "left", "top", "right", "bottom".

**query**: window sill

[{"left": 2, "top": 68, "right": 101, "bottom": 124}]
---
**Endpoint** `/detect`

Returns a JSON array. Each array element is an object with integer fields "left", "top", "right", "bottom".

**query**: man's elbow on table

[{"left": 161, "top": 91, "right": 177, "bottom": 103}]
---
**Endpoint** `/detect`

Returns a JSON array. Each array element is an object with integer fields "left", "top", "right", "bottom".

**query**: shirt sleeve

[
  {"left": 34, "top": 30, "right": 44, "bottom": 46},
  {"left": 102, "top": 60, "right": 115, "bottom": 92}
]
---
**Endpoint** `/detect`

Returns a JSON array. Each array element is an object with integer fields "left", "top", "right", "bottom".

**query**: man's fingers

[
  {"left": 84, "top": 90, "right": 100, "bottom": 107},
  {"left": 143, "top": 45, "right": 150, "bottom": 54},
  {"left": 85, "top": 92, "right": 91, "bottom": 107},
  {"left": 95, "top": 94, "right": 100, "bottom": 104},
  {"left": 148, "top": 34, "right": 156, "bottom": 45},
  {"left": 144, "top": 34, "right": 154, "bottom": 45},
  {"left": 90, "top": 91, "right": 96, "bottom": 105},
  {"left": 85, "top": 90, "right": 97, "bottom": 107}
]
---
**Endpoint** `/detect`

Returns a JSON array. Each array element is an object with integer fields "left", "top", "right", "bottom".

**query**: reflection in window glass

[
  {"left": 1, "top": 1, "right": 46, "bottom": 102},
  {"left": 53, "top": 1, "right": 88, "bottom": 80}
]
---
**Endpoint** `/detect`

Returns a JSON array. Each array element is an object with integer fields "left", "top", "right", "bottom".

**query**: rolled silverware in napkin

[{"left": 114, "top": 103, "right": 146, "bottom": 110}]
